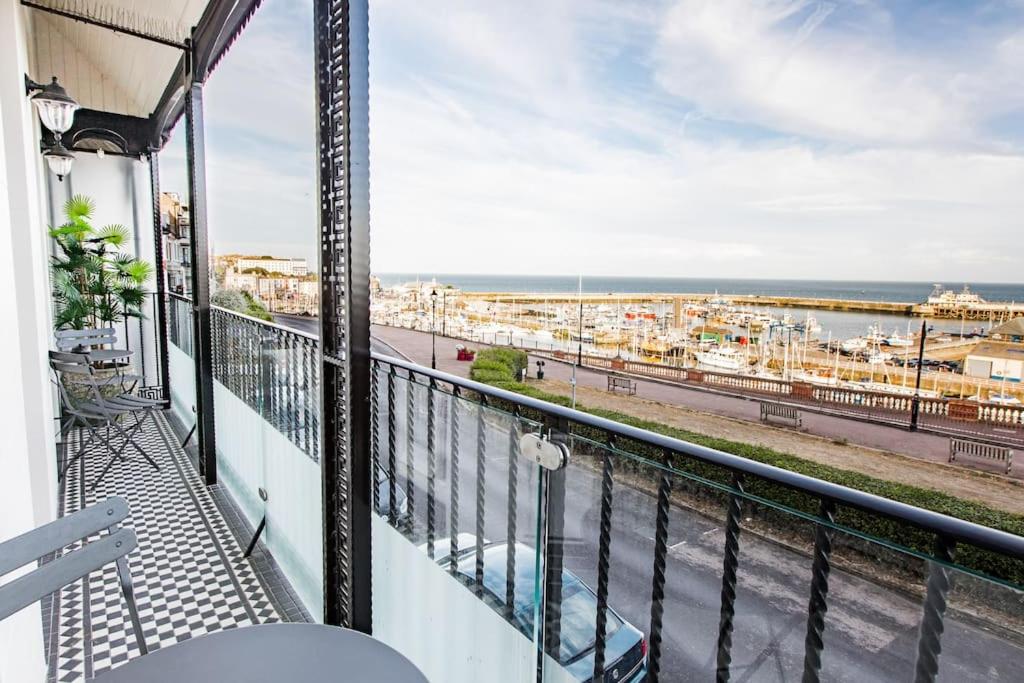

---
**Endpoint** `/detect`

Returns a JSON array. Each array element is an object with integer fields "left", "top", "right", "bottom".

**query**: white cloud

[
  {"left": 652, "top": 0, "right": 1024, "bottom": 147},
  {"left": 370, "top": 81, "right": 1024, "bottom": 280},
  {"left": 157, "top": 0, "right": 1024, "bottom": 282}
]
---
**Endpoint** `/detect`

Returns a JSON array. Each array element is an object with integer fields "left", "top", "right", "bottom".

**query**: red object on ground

[{"left": 457, "top": 348, "right": 476, "bottom": 361}]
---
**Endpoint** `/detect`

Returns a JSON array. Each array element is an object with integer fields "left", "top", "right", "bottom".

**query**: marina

[{"left": 371, "top": 278, "right": 1024, "bottom": 404}]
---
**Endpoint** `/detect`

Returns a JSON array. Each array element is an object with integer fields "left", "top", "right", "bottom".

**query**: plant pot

[{"left": 62, "top": 365, "right": 128, "bottom": 406}]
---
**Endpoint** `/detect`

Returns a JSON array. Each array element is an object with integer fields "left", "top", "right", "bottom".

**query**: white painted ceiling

[{"left": 28, "top": 0, "right": 209, "bottom": 118}]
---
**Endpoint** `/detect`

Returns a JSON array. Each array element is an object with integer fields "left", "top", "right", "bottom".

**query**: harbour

[{"left": 371, "top": 277, "right": 1024, "bottom": 405}]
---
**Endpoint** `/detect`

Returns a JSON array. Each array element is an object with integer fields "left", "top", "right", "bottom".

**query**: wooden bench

[
  {"left": 607, "top": 375, "right": 636, "bottom": 395},
  {"left": 949, "top": 438, "right": 1013, "bottom": 474},
  {"left": 760, "top": 401, "right": 802, "bottom": 427}
]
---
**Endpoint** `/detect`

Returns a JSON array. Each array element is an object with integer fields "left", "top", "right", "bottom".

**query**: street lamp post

[
  {"left": 430, "top": 288, "right": 438, "bottom": 370},
  {"left": 910, "top": 319, "right": 928, "bottom": 431}
]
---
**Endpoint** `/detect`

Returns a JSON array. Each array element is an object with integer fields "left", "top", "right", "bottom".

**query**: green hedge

[{"left": 469, "top": 352, "right": 1024, "bottom": 585}]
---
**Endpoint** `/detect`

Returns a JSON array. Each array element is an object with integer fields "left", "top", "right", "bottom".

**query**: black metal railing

[
  {"left": 162, "top": 297, "right": 1024, "bottom": 680},
  {"left": 371, "top": 352, "right": 1024, "bottom": 683},
  {"left": 167, "top": 292, "right": 193, "bottom": 357},
  {"left": 209, "top": 306, "right": 320, "bottom": 461}
]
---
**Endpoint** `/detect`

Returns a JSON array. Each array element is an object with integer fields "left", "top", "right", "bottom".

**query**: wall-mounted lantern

[{"left": 25, "top": 76, "right": 80, "bottom": 181}]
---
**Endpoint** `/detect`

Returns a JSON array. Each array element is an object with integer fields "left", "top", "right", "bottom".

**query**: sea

[{"left": 375, "top": 274, "right": 1024, "bottom": 342}]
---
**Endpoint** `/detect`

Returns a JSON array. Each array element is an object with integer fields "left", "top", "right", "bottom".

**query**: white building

[
  {"left": 965, "top": 341, "right": 1024, "bottom": 383},
  {"left": 235, "top": 257, "right": 308, "bottom": 277}
]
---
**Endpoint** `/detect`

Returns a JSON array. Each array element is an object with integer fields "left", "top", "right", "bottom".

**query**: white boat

[
  {"left": 987, "top": 394, "right": 1022, "bottom": 406},
  {"left": 841, "top": 337, "right": 868, "bottom": 353},
  {"left": 857, "top": 382, "right": 938, "bottom": 398},
  {"left": 790, "top": 369, "right": 839, "bottom": 386},
  {"left": 867, "top": 351, "right": 892, "bottom": 364},
  {"left": 696, "top": 346, "right": 744, "bottom": 371},
  {"left": 865, "top": 325, "right": 886, "bottom": 345},
  {"left": 884, "top": 329, "right": 914, "bottom": 347}
]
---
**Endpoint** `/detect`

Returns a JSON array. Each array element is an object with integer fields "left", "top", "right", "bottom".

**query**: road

[{"left": 381, "top": 392, "right": 1022, "bottom": 682}]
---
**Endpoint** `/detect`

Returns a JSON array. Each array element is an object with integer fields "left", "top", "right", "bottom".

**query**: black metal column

[
  {"left": 148, "top": 153, "right": 171, "bottom": 401},
  {"left": 184, "top": 56, "right": 217, "bottom": 485},
  {"left": 316, "top": 0, "right": 373, "bottom": 632}
]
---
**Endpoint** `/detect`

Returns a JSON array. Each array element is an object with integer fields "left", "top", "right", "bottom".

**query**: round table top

[{"left": 88, "top": 624, "right": 428, "bottom": 683}]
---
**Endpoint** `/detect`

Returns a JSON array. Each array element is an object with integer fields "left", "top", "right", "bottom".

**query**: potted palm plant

[{"left": 49, "top": 195, "right": 152, "bottom": 397}]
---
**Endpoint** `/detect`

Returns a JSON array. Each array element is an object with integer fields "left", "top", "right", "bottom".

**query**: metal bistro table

[{"left": 88, "top": 624, "right": 429, "bottom": 682}]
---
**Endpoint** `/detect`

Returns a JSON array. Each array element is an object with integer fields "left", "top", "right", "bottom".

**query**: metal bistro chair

[
  {"left": 54, "top": 327, "right": 140, "bottom": 392},
  {"left": 51, "top": 352, "right": 160, "bottom": 490},
  {"left": 0, "top": 496, "right": 148, "bottom": 655}
]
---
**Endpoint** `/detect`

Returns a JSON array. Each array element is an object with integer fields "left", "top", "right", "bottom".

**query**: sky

[{"left": 163, "top": 0, "right": 1024, "bottom": 282}]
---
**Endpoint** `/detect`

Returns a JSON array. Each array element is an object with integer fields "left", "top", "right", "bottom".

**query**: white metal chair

[
  {"left": 51, "top": 352, "right": 160, "bottom": 490},
  {"left": 0, "top": 496, "right": 148, "bottom": 655}
]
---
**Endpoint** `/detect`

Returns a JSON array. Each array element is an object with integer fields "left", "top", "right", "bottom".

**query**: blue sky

[{"left": 163, "top": 0, "right": 1024, "bottom": 281}]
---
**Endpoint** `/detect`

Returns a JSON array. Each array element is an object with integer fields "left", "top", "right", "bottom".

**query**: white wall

[
  {"left": 56, "top": 154, "right": 161, "bottom": 388},
  {"left": 168, "top": 343, "right": 196, "bottom": 426},
  {"left": 0, "top": 1, "right": 56, "bottom": 680}
]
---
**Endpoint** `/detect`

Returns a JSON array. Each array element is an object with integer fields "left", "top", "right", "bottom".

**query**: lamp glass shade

[
  {"left": 43, "top": 143, "right": 75, "bottom": 180},
  {"left": 31, "top": 78, "right": 79, "bottom": 134}
]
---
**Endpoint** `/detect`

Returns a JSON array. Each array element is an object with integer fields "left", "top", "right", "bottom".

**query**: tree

[
  {"left": 50, "top": 195, "right": 153, "bottom": 329},
  {"left": 212, "top": 288, "right": 273, "bottom": 322}
]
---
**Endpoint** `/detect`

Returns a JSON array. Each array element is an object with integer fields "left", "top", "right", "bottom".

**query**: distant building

[
  {"left": 236, "top": 257, "right": 309, "bottom": 277},
  {"left": 989, "top": 318, "right": 1024, "bottom": 343},
  {"left": 965, "top": 341, "right": 1024, "bottom": 383},
  {"left": 224, "top": 263, "right": 318, "bottom": 316},
  {"left": 160, "top": 192, "right": 191, "bottom": 295}
]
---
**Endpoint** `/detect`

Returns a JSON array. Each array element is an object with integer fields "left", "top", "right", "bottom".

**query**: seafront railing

[{"left": 538, "top": 350, "right": 1024, "bottom": 444}]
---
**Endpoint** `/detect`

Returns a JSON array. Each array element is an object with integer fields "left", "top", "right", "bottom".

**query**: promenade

[{"left": 370, "top": 324, "right": 1024, "bottom": 514}]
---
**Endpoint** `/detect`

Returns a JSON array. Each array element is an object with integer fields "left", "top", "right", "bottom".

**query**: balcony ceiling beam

[{"left": 152, "top": 0, "right": 263, "bottom": 148}]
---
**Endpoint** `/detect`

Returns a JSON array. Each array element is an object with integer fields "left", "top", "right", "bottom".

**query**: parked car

[
  {"left": 431, "top": 535, "right": 647, "bottom": 682},
  {"left": 376, "top": 466, "right": 408, "bottom": 523}
]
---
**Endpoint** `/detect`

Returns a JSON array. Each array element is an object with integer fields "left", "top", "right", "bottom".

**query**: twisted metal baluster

[
  {"left": 647, "top": 452, "right": 674, "bottom": 683},
  {"left": 288, "top": 334, "right": 297, "bottom": 446},
  {"left": 449, "top": 386, "right": 461, "bottom": 573},
  {"left": 913, "top": 537, "right": 956, "bottom": 683},
  {"left": 802, "top": 498, "right": 837, "bottom": 683},
  {"left": 405, "top": 369, "right": 417, "bottom": 537},
  {"left": 387, "top": 365, "right": 398, "bottom": 527},
  {"left": 592, "top": 436, "right": 616, "bottom": 681},
  {"left": 474, "top": 395, "right": 488, "bottom": 596},
  {"left": 302, "top": 338, "right": 312, "bottom": 457},
  {"left": 716, "top": 474, "right": 745, "bottom": 683},
  {"left": 370, "top": 360, "right": 380, "bottom": 514},
  {"left": 504, "top": 405, "right": 521, "bottom": 619},
  {"left": 426, "top": 378, "right": 437, "bottom": 558}
]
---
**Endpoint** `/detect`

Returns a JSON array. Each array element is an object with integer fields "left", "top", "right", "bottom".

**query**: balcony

[{"left": 2, "top": 0, "right": 1023, "bottom": 681}]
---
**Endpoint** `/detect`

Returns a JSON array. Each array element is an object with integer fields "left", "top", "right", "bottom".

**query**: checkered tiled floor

[{"left": 50, "top": 411, "right": 280, "bottom": 681}]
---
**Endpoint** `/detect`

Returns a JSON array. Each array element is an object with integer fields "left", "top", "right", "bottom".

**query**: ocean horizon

[{"left": 374, "top": 274, "right": 1024, "bottom": 304}]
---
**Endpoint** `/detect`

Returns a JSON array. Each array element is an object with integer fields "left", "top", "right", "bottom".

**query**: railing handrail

[
  {"left": 371, "top": 351, "right": 1024, "bottom": 559},
  {"left": 168, "top": 291, "right": 192, "bottom": 304},
  {"left": 210, "top": 304, "right": 319, "bottom": 342}
]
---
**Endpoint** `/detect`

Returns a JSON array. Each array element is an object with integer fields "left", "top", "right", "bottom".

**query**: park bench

[
  {"left": 760, "top": 401, "right": 802, "bottom": 428},
  {"left": 949, "top": 438, "right": 1013, "bottom": 474},
  {"left": 607, "top": 375, "right": 636, "bottom": 395}
]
